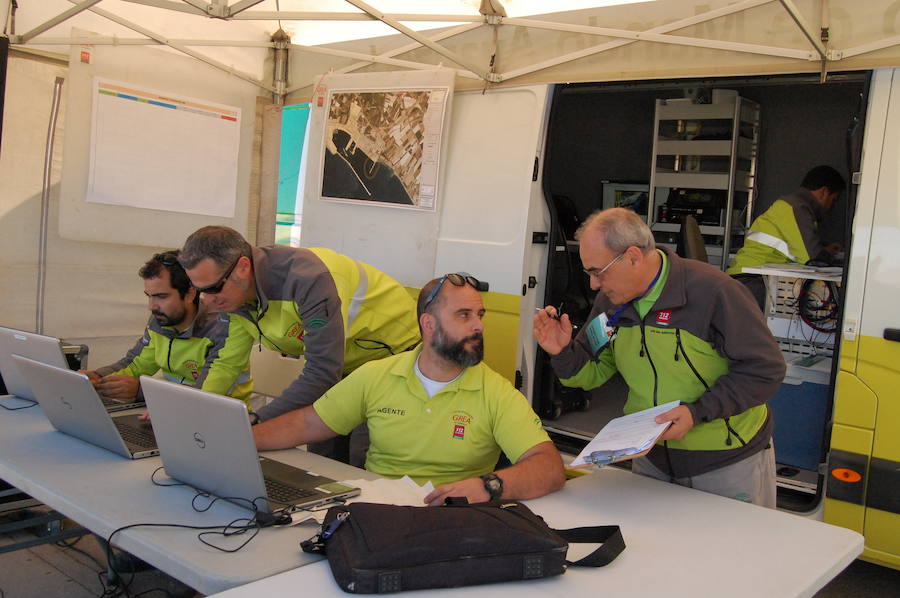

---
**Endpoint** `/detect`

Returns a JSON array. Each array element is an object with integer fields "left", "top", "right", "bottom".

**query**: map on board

[{"left": 321, "top": 89, "right": 447, "bottom": 210}]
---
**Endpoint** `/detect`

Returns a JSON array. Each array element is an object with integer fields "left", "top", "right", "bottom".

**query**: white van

[{"left": 409, "top": 70, "right": 899, "bottom": 570}]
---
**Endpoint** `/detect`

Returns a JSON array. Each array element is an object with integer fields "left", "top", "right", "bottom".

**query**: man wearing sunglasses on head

[
  {"left": 179, "top": 226, "right": 421, "bottom": 466},
  {"left": 534, "top": 208, "right": 785, "bottom": 507},
  {"left": 80, "top": 250, "right": 254, "bottom": 406},
  {"left": 252, "top": 273, "right": 565, "bottom": 504}
]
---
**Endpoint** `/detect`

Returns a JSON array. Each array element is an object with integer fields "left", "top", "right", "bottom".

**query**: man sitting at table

[
  {"left": 80, "top": 250, "right": 253, "bottom": 405},
  {"left": 253, "top": 273, "right": 566, "bottom": 506}
]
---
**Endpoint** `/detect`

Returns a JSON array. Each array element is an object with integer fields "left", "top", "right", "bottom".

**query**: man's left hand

[
  {"left": 655, "top": 405, "right": 694, "bottom": 441},
  {"left": 423, "top": 477, "right": 491, "bottom": 506}
]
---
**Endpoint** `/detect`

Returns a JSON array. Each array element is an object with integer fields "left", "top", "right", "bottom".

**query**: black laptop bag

[{"left": 301, "top": 500, "right": 625, "bottom": 594}]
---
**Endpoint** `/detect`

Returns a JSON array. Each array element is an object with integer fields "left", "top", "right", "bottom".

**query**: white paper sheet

[
  {"left": 290, "top": 475, "right": 433, "bottom": 525},
  {"left": 571, "top": 401, "right": 680, "bottom": 467}
]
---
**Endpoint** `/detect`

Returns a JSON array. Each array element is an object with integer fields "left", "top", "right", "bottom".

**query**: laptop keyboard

[
  {"left": 113, "top": 420, "right": 157, "bottom": 449},
  {"left": 264, "top": 477, "right": 317, "bottom": 504},
  {"left": 101, "top": 396, "right": 143, "bottom": 411},
  {"left": 102, "top": 397, "right": 127, "bottom": 410}
]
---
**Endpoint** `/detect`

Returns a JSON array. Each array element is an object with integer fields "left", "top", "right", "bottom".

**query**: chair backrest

[
  {"left": 550, "top": 194, "right": 582, "bottom": 241},
  {"left": 249, "top": 347, "right": 305, "bottom": 398},
  {"left": 678, "top": 215, "right": 708, "bottom": 263}
]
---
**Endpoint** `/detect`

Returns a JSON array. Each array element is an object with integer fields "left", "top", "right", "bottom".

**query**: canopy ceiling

[{"left": 6, "top": 1, "right": 900, "bottom": 96}]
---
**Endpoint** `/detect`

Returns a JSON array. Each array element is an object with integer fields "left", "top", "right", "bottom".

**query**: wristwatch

[
  {"left": 480, "top": 473, "right": 504, "bottom": 500},
  {"left": 249, "top": 413, "right": 260, "bottom": 426}
]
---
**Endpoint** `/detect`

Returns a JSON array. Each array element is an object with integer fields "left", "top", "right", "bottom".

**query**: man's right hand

[
  {"left": 533, "top": 306, "right": 574, "bottom": 356},
  {"left": 97, "top": 375, "right": 139, "bottom": 399},
  {"left": 78, "top": 370, "right": 102, "bottom": 387}
]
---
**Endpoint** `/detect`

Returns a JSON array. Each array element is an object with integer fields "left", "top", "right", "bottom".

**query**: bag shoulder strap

[{"left": 554, "top": 525, "right": 625, "bottom": 567}]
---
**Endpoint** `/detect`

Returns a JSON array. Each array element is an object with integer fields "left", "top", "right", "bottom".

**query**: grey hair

[
  {"left": 179, "top": 226, "right": 252, "bottom": 270},
  {"left": 575, "top": 208, "right": 655, "bottom": 253}
]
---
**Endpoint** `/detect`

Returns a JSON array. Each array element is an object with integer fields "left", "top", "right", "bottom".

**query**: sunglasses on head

[
  {"left": 153, "top": 253, "right": 180, "bottom": 267},
  {"left": 193, "top": 256, "right": 240, "bottom": 295},
  {"left": 423, "top": 272, "right": 484, "bottom": 310}
]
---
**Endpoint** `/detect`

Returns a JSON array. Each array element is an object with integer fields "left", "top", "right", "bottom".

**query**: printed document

[{"left": 570, "top": 401, "right": 680, "bottom": 467}]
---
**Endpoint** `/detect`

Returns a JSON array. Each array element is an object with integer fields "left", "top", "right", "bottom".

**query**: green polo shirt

[
  {"left": 313, "top": 348, "right": 550, "bottom": 486},
  {"left": 634, "top": 249, "right": 670, "bottom": 319}
]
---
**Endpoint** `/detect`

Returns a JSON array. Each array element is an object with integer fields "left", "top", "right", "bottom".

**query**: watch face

[{"left": 483, "top": 474, "right": 503, "bottom": 498}]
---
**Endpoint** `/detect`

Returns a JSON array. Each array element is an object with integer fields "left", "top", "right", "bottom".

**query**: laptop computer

[
  {"left": 140, "top": 376, "right": 360, "bottom": 514},
  {"left": 11, "top": 355, "right": 158, "bottom": 459},
  {"left": 0, "top": 326, "right": 144, "bottom": 412}
]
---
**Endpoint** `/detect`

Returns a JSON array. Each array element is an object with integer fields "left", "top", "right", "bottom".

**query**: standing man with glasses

[
  {"left": 179, "top": 226, "right": 420, "bottom": 466},
  {"left": 534, "top": 208, "right": 785, "bottom": 507},
  {"left": 80, "top": 250, "right": 254, "bottom": 405},
  {"left": 252, "top": 273, "right": 565, "bottom": 504}
]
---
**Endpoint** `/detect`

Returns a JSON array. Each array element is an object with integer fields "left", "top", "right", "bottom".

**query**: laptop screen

[
  {"left": 141, "top": 377, "right": 359, "bottom": 514},
  {"left": 0, "top": 326, "right": 69, "bottom": 400}
]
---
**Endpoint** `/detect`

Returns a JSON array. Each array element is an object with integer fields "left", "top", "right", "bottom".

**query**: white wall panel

[
  {"left": 857, "top": 70, "right": 900, "bottom": 338},
  {"left": 435, "top": 86, "right": 549, "bottom": 295}
]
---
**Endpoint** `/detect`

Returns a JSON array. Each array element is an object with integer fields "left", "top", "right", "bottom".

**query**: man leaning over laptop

[
  {"left": 253, "top": 273, "right": 566, "bottom": 505},
  {"left": 80, "top": 251, "right": 254, "bottom": 405}
]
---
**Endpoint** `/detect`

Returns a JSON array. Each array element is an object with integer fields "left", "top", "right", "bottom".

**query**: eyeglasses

[
  {"left": 423, "top": 272, "right": 483, "bottom": 310},
  {"left": 153, "top": 253, "right": 179, "bottom": 267},
  {"left": 193, "top": 257, "right": 240, "bottom": 295},
  {"left": 583, "top": 252, "right": 625, "bottom": 279}
]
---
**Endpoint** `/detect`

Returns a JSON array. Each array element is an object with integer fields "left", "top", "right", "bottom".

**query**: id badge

[{"left": 585, "top": 312, "right": 616, "bottom": 355}]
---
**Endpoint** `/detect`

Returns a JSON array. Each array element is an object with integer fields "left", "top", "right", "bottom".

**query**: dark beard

[
  {"left": 432, "top": 321, "right": 484, "bottom": 367},
  {"left": 152, "top": 311, "right": 184, "bottom": 327}
]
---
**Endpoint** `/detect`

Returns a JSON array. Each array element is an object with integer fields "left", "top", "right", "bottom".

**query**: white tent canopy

[
  {"left": 8, "top": 1, "right": 900, "bottom": 99},
  {"left": 2, "top": 0, "right": 898, "bottom": 368}
]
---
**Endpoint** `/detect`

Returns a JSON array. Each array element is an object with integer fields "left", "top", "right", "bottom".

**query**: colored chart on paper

[{"left": 87, "top": 77, "right": 241, "bottom": 218}]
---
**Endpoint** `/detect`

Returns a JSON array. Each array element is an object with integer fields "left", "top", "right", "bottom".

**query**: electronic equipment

[
  {"left": 141, "top": 377, "right": 360, "bottom": 514},
  {"left": 12, "top": 355, "right": 158, "bottom": 459},
  {"left": 657, "top": 188, "right": 727, "bottom": 225}
]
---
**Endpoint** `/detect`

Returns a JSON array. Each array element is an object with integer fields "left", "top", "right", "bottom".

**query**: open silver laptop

[
  {"left": 0, "top": 326, "right": 144, "bottom": 412},
  {"left": 141, "top": 376, "right": 360, "bottom": 514},
  {"left": 12, "top": 355, "right": 158, "bottom": 459}
]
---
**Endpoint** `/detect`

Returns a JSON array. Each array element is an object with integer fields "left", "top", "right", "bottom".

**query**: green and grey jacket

[
  {"left": 727, "top": 188, "right": 825, "bottom": 274},
  {"left": 552, "top": 249, "right": 786, "bottom": 478},
  {"left": 235, "top": 246, "right": 421, "bottom": 420},
  {"left": 97, "top": 308, "right": 254, "bottom": 404}
]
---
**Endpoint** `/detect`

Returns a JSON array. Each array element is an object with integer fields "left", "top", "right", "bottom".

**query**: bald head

[
  {"left": 578, "top": 208, "right": 662, "bottom": 305},
  {"left": 576, "top": 208, "right": 656, "bottom": 255}
]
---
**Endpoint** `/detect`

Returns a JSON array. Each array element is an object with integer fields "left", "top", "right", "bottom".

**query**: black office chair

[{"left": 676, "top": 214, "right": 708, "bottom": 263}]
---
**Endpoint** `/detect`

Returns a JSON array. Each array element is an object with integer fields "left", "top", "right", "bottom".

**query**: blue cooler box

[{"left": 768, "top": 380, "right": 829, "bottom": 472}]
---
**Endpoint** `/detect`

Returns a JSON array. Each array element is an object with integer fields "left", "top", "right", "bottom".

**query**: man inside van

[
  {"left": 80, "top": 250, "right": 253, "bottom": 405},
  {"left": 253, "top": 273, "right": 566, "bottom": 505},
  {"left": 727, "top": 165, "right": 846, "bottom": 309},
  {"left": 534, "top": 208, "right": 785, "bottom": 507},
  {"left": 179, "top": 226, "right": 421, "bottom": 466}
]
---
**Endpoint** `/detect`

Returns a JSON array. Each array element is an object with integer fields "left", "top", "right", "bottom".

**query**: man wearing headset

[
  {"left": 80, "top": 250, "right": 253, "bottom": 405},
  {"left": 534, "top": 208, "right": 785, "bottom": 507},
  {"left": 179, "top": 226, "right": 420, "bottom": 466},
  {"left": 252, "top": 273, "right": 565, "bottom": 504}
]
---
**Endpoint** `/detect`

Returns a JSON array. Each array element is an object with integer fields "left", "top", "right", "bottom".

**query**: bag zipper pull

[{"left": 321, "top": 511, "right": 350, "bottom": 540}]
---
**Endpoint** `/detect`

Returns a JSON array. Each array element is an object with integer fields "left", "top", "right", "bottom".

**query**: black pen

[{"left": 535, "top": 303, "right": 563, "bottom": 320}]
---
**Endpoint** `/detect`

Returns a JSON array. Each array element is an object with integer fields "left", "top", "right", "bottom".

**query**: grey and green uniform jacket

[
  {"left": 552, "top": 248, "right": 786, "bottom": 477},
  {"left": 235, "top": 246, "right": 421, "bottom": 421},
  {"left": 96, "top": 308, "right": 254, "bottom": 404},
  {"left": 727, "top": 188, "right": 825, "bottom": 274}
]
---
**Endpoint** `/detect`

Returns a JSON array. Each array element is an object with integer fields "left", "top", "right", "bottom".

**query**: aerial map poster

[{"left": 320, "top": 87, "right": 448, "bottom": 210}]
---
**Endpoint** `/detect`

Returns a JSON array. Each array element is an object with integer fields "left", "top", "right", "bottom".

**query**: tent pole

[{"left": 37, "top": 76, "right": 64, "bottom": 335}]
